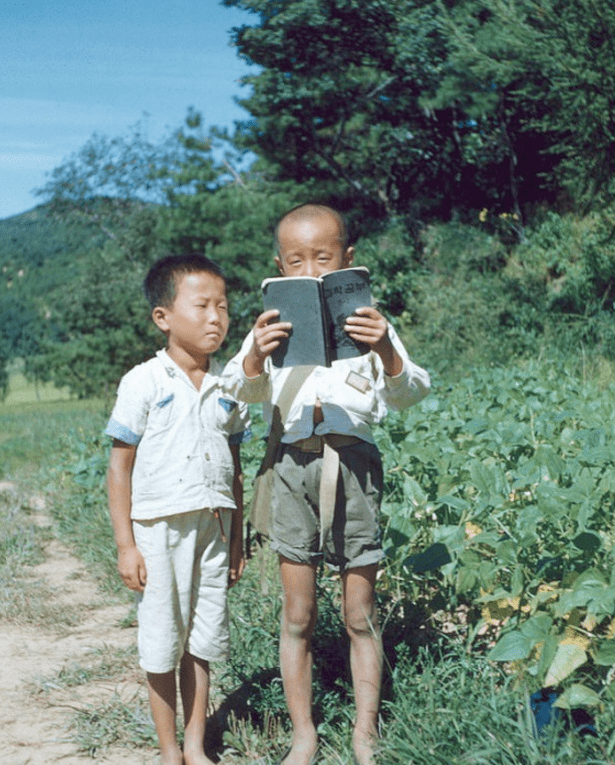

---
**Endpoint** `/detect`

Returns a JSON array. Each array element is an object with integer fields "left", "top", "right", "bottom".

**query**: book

[{"left": 261, "top": 266, "right": 372, "bottom": 367}]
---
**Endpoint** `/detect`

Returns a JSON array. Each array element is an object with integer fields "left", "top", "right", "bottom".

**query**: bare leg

[
  {"left": 179, "top": 652, "right": 215, "bottom": 765},
  {"left": 278, "top": 556, "right": 320, "bottom": 765},
  {"left": 342, "top": 565, "right": 382, "bottom": 765},
  {"left": 147, "top": 671, "right": 183, "bottom": 765}
]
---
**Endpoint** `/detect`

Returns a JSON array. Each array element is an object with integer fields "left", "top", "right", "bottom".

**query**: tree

[
  {"left": 33, "top": 238, "right": 162, "bottom": 399},
  {"left": 31, "top": 110, "right": 305, "bottom": 392},
  {"left": 224, "top": 0, "right": 615, "bottom": 231},
  {"left": 35, "top": 118, "right": 173, "bottom": 234},
  {"left": 223, "top": 1, "right": 466, "bottom": 221},
  {"left": 434, "top": 0, "right": 615, "bottom": 211},
  {"left": 222, "top": 0, "right": 549, "bottom": 227}
]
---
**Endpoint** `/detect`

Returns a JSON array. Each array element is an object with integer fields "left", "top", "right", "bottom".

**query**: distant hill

[
  {"left": 0, "top": 204, "right": 110, "bottom": 296},
  {"left": 0, "top": 201, "right": 131, "bottom": 381}
]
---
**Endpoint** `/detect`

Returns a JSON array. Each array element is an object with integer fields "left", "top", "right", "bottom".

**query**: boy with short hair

[
  {"left": 223, "top": 204, "right": 430, "bottom": 765},
  {"left": 106, "top": 253, "right": 250, "bottom": 765}
]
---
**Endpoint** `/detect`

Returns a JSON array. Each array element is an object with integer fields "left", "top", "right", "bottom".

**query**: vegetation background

[{"left": 2, "top": 0, "right": 615, "bottom": 761}]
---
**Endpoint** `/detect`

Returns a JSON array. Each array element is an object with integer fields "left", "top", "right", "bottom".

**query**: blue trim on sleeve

[
  {"left": 218, "top": 397, "right": 238, "bottom": 412},
  {"left": 229, "top": 427, "right": 252, "bottom": 445},
  {"left": 105, "top": 419, "right": 142, "bottom": 445}
]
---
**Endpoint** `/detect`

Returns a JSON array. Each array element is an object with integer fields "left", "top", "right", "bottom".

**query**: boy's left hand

[{"left": 345, "top": 306, "right": 403, "bottom": 376}]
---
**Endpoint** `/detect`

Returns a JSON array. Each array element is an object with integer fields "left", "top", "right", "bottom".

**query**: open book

[{"left": 262, "top": 266, "right": 371, "bottom": 367}]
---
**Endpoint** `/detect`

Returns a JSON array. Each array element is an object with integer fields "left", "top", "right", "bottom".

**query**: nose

[
  {"left": 206, "top": 306, "right": 223, "bottom": 324},
  {"left": 303, "top": 261, "right": 319, "bottom": 277}
]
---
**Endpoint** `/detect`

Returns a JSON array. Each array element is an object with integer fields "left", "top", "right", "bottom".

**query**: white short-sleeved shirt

[
  {"left": 105, "top": 349, "right": 251, "bottom": 520},
  {"left": 223, "top": 323, "right": 430, "bottom": 444}
]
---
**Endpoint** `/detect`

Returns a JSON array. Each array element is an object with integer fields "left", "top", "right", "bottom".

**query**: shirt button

[{"left": 205, "top": 453, "right": 210, "bottom": 460}]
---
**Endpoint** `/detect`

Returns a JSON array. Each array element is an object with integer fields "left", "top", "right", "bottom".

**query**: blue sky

[{"left": 1, "top": 0, "right": 257, "bottom": 219}]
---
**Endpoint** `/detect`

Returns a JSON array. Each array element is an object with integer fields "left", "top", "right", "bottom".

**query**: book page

[{"left": 321, "top": 267, "right": 371, "bottom": 361}]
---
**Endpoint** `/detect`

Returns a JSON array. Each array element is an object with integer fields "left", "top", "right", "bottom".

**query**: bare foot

[
  {"left": 159, "top": 743, "right": 183, "bottom": 765},
  {"left": 183, "top": 746, "right": 216, "bottom": 765},
  {"left": 352, "top": 727, "right": 377, "bottom": 765},
  {"left": 280, "top": 732, "right": 319, "bottom": 765}
]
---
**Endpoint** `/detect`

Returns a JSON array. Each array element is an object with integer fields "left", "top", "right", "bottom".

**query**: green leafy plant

[{"left": 379, "top": 359, "right": 615, "bottom": 712}]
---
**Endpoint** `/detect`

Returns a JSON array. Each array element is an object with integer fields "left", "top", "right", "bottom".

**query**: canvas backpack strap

[
  {"left": 318, "top": 439, "right": 339, "bottom": 551},
  {"left": 249, "top": 365, "right": 314, "bottom": 537}
]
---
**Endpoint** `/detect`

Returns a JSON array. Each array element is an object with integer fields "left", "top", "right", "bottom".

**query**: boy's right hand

[
  {"left": 243, "top": 309, "right": 292, "bottom": 378},
  {"left": 117, "top": 545, "right": 147, "bottom": 592}
]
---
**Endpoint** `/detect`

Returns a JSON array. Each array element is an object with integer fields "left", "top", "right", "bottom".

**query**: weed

[
  {"left": 380, "top": 640, "right": 610, "bottom": 765},
  {"left": 31, "top": 644, "right": 139, "bottom": 694},
  {"left": 71, "top": 692, "right": 157, "bottom": 755},
  {"left": 0, "top": 489, "right": 81, "bottom": 626},
  {"left": 220, "top": 710, "right": 288, "bottom": 762}
]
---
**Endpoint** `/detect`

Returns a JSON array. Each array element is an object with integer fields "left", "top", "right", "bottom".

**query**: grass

[
  {"left": 71, "top": 693, "right": 158, "bottom": 755},
  {"left": 379, "top": 640, "right": 613, "bottom": 765},
  {"left": 31, "top": 644, "right": 140, "bottom": 694},
  {"left": 0, "top": 488, "right": 54, "bottom": 624},
  {"left": 0, "top": 373, "right": 110, "bottom": 633},
  {"left": 0, "top": 394, "right": 107, "bottom": 483},
  {"left": 2, "top": 360, "right": 72, "bottom": 406}
]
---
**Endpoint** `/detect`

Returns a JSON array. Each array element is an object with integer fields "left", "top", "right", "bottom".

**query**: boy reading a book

[
  {"left": 106, "top": 253, "right": 250, "bottom": 765},
  {"left": 224, "top": 204, "right": 430, "bottom": 765}
]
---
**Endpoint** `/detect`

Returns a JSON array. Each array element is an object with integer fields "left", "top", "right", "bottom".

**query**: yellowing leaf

[
  {"left": 538, "top": 583, "right": 557, "bottom": 593},
  {"left": 482, "top": 597, "right": 519, "bottom": 624},
  {"left": 545, "top": 643, "right": 587, "bottom": 687},
  {"left": 465, "top": 522, "right": 482, "bottom": 539},
  {"left": 561, "top": 629, "right": 591, "bottom": 651}
]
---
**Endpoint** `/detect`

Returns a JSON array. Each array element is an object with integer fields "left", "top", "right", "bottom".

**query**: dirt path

[{"left": 0, "top": 482, "right": 159, "bottom": 765}]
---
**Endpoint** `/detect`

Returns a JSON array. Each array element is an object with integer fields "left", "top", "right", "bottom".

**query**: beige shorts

[{"left": 133, "top": 508, "right": 232, "bottom": 674}]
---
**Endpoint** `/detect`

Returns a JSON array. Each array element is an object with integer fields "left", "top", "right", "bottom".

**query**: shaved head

[{"left": 275, "top": 204, "right": 348, "bottom": 253}]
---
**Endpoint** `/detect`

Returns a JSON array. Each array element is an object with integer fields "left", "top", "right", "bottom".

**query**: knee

[
  {"left": 283, "top": 597, "right": 317, "bottom": 640},
  {"left": 344, "top": 599, "right": 379, "bottom": 639}
]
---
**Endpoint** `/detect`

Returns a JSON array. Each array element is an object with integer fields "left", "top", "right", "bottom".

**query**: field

[{"left": 1, "top": 361, "right": 615, "bottom": 764}]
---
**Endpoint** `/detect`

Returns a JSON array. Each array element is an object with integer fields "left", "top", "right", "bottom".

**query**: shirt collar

[{"left": 156, "top": 349, "right": 221, "bottom": 394}]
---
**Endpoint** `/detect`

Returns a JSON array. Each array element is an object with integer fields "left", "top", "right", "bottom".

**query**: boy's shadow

[
  {"left": 205, "top": 666, "right": 280, "bottom": 761},
  {"left": 203, "top": 590, "right": 438, "bottom": 761}
]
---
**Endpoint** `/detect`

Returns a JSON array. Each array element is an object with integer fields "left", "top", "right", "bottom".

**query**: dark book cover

[{"left": 261, "top": 267, "right": 371, "bottom": 367}]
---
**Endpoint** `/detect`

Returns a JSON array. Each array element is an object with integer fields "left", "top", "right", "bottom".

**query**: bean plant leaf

[
  {"left": 404, "top": 542, "right": 452, "bottom": 574},
  {"left": 593, "top": 639, "right": 615, "bottom": 667},
  {"left": 544, "top": 643, "right": 587, "bottom": 687},
  {"left": 487, "top": 630, "right": 533, "bottom": 662},
  {"left": 520, "top": 612, "right": 553, "bottom": 642},
  {"left": 553, "top": 684, "right": 601, "bottom": 709}
]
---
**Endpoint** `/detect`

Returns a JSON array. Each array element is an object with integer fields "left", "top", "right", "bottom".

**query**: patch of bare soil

[{"left": 0, "top": 483, "right": 159, "bottom": 765}]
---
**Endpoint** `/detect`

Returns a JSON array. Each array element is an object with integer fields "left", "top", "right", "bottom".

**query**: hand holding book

[
  {"left": 243, "top": 309, "right": 292, "bottom": 377},
  {"left": 261, "top": 267, "right": 372, "bottom": 367},
  {"left": 345, "top": 306, "right": 403, "bottom": 376}
]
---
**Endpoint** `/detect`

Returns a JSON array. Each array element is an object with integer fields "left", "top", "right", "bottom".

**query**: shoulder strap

[
  {"left": 248, "top": 365, "right": 315, "bottom": 549},
  {"left": 261, "top": 365, "right": 315, "bottom": 468}
]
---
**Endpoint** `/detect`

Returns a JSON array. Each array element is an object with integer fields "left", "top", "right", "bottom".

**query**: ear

[
  {"left": 342, "top": 246, "right": 355, "bottom": 268},
  {"left": 152, "top": 306, "right": 170, "bottom": 333},
  {"left": 274, "top": 254, "right": 285, "bottom": 276}
]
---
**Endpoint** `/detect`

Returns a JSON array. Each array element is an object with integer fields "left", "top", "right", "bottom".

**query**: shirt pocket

[
  {"left": 147, "top": 391, "right": 176, "bottom": 432},
  {"left": 214, "top": 396, "right": 238, "bottom": 432}
]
